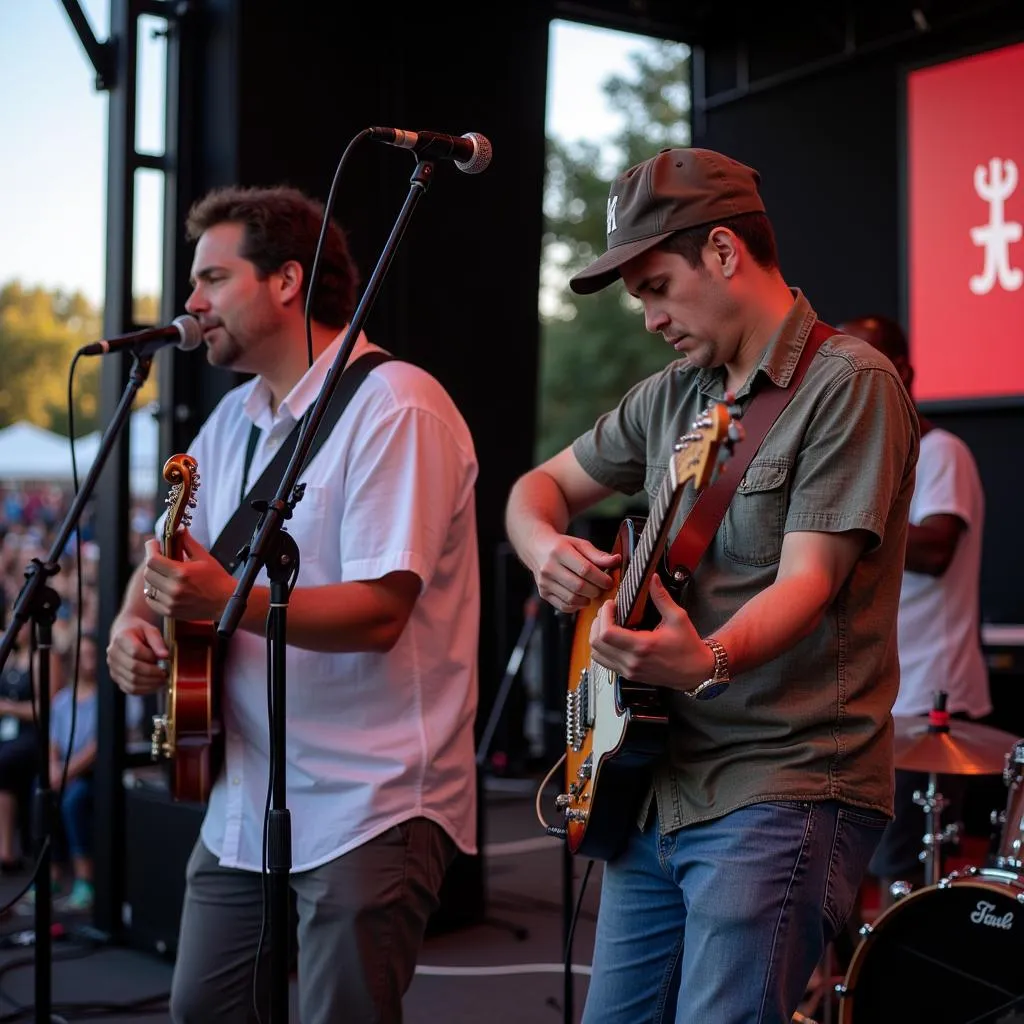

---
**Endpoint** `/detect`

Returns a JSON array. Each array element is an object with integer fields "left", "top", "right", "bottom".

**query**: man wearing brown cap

[{"left": 505, "top": 148, "right": 919, "bottom": 1023}]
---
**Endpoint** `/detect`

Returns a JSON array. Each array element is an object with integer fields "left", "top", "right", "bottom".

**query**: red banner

[{"left": 907, "top": 41, "right": 1024, "bottom": 402}]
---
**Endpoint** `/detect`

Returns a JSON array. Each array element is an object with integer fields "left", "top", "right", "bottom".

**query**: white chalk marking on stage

[
  {"left": 416, "top": 963, "right": 592, "bottom": 976},
  {"left": 483, "top": 836, "right": 563, "bottom": 857}
]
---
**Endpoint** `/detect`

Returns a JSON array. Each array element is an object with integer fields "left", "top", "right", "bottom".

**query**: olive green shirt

[{"left": 572, "top": 291, "right": 919, "bottom": 830}]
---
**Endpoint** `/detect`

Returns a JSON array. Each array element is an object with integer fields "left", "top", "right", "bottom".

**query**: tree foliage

[
  {"left": 0, "top": 282, "right": 159, "bottom": 436},
  {"left": 538, "top": 39, "right": 691, "bottom": 465}
]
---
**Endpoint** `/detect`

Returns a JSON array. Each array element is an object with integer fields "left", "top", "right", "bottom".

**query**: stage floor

[{"left": 0, "top": 775, "right": 997, "bottom": 1023}]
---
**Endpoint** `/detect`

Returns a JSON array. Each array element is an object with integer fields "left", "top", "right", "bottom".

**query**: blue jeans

[
  {"left": 59, "top": 776, "right": 93, "bottom": 859},
  {"left": 582, "top": 800, "right": 887, "bottom": 1024}
]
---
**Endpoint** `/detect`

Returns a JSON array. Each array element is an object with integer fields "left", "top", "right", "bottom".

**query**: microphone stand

[
  {"left": 0, "top": 352, "right": 154, "bottom": 1024},
  {"left": 217, "top": 158, "right": 438, "bottom": 1023}
]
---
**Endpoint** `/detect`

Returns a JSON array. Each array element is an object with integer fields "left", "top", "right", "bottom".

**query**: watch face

[{"left": 695, "top": 680, "right": 729, "bottom": 701}]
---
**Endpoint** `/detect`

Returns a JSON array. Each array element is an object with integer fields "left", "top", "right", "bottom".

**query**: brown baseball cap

[{"left": 568, "top": 147, "right": 766, "bottom": 295}]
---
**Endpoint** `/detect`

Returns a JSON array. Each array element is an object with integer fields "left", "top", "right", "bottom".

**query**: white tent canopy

[
  {"left": 0, "top": 408, "right": 162, "bottom": 496},
  {"left": 0, "top": 422, "right": 77, "bottom": 481}
]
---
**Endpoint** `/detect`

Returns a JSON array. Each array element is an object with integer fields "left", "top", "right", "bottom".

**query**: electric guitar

[
  {"left": 150, "top": 453, "right": 222, "bottom": 803},
  {"left": 558, "top": 401, "right": 741, "bottom": 860}
]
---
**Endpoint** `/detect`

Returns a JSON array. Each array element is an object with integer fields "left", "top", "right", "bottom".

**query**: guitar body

[
  {"left": 556, "top": 401, "right": 741, "bottom": 860},
  {"left": 151, "top": 454, "right": 222, "bottom": 804},
  {"left": 165, "top": 619, "right": 221, "bottom": 803},
  {"left": 565, "top": 517, "right": 669, "bottom": 860}
]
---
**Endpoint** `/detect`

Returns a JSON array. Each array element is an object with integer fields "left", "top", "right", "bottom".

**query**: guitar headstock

[
  {"left": 669, "top": 402, "right": 744, "bottom": 493},
  {"left": 162, "top": 454, "right": 200, "bottom": 548}
]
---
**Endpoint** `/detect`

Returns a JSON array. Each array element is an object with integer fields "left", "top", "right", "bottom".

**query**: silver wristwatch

[{"left": 683, "top": 637, "right": 730, "bottom": 701}]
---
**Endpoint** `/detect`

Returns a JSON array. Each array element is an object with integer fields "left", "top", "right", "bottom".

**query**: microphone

[
  {"left": 368, "top": 127, "right": 493, "bottom": 174},
  {"left": 79, "top": 314, "right": 203, "bottom": 357}
]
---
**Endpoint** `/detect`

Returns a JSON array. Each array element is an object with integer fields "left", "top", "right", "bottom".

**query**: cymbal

[{"left": 892, "top": 716, "right": 1021, "bottom": 775}]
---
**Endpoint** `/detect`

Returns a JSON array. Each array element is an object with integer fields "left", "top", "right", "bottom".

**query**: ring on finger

[{"left": 144, "top": 584, "right": 156, "bottom": 599}]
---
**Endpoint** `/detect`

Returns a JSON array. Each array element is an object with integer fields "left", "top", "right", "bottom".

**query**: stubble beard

[{"left": 207, "top": 331, "right": 244, "bottom": 369}]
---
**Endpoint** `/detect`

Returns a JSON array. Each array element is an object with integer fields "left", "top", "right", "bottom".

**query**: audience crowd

[{"left": 0, "top": 482, "right": 153, "bottom": 913}]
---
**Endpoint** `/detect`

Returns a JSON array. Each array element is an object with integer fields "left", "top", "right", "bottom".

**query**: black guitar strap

[{"left": 209, "top": 349, "right": 393, "bottom": 575}]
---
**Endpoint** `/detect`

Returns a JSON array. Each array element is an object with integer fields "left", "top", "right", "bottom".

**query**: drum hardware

[
  {"left": 834, "top": 700, "right": 1024, "bottom": 1020},
  {"left": 892, "top": 694, "right": 1022, "bottom": 886},
  {"left": 884, "top": 878, "right": 913, "bottom": 903},
  {"left": 913, "top": 774, "right": 961, "bottom": 886},
  {"left": 992, "top": 738, "right": 1024, "bottom": 872},
  {"left": 836, "top": 868, "right": 1024, "bottom": 1021}
]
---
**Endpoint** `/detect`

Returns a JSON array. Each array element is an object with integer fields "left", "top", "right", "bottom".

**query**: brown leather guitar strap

[{"left": 666, "top": 319, "right": 838, "bottom": 582}]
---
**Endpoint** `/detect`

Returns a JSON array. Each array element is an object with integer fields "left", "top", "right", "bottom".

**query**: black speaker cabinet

[{"left": 122, "top": 780, "right": 202, "bottom": 958}]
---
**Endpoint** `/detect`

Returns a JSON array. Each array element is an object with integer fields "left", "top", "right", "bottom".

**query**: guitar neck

[
  {"left": 162, "top": 535, "right": 177, "bottom": 646},
  {"left": 615, "top": 473, "right": 686, "bottom": 626}
]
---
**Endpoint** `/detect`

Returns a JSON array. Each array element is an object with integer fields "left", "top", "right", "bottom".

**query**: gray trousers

[{"left": 170, "top": 818, "right": 456, "bottom": 1024}]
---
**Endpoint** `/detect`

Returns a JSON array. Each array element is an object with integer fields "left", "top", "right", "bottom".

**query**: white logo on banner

[
  {"left": 607, "top": 195, "right": 618, "bottom": 234},
  {"left": 969, "top": 157, "right": 1022, "bottom": 295}
]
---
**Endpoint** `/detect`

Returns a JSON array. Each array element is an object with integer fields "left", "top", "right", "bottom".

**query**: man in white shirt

[
  {"left": 840, "top": 314, "right": 990, "bottom": 900},
  {"left": 106, "top": 185, "right": 480, "bottom": 1023}
]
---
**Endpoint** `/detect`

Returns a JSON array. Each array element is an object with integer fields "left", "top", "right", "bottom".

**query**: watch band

[{"left": 683, "top": 637, "right": 730, "bottom": 701}]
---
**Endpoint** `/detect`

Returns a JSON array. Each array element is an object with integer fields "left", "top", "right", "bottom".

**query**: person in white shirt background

[
  {"left": 840, "top": 314, "right": 990, "bottom": 905},
  {"left": 106, "top": 184, "right": 481, "bottom": 1024}
]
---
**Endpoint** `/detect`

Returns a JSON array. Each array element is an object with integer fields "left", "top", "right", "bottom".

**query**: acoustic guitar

[
  {"left": 557, "top": 401, "right": 740, "bottom": 860},
  {"left": 150, "top": 453, "right": 222, "bottom": 803}
]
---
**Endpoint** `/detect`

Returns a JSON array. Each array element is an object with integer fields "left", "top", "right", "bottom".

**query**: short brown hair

[
  {"left": 186, "top": 185, "right": 359, "bottom": 328},
  {"left": 660, "top": 212, "right": 779, "bottom": 271},
  {"left": 659, "top": 209, "right": 778, "bottom": 272}
]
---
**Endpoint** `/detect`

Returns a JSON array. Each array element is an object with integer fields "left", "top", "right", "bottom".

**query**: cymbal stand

[{"left": 914, "top": 773, "right": 959, "bottom": 885}]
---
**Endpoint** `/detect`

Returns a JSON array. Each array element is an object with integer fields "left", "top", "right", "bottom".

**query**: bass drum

[{"left": 838, "top": 869, "right": 1024, "bottom": 1022}]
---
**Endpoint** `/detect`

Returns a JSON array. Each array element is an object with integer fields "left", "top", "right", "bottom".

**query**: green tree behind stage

[
  {"left": 539, "top": 39, "right": 691, "bottom": 476},
  {"left": 0, "top": 283, "right": 159, "bottom": 436}
]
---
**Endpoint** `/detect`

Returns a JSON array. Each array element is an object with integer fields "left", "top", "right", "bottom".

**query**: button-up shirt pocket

[{"left": 723, "top": 456, "right": 791, "bottom": 566}]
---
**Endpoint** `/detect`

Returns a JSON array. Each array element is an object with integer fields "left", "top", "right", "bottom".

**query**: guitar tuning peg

[{"left": 728, "top": 422, "right": 745, "bottom": 443}]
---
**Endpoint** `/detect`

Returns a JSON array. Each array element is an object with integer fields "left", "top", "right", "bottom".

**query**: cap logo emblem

[{"left": 607, "top": 195, "right": 618, "bottom": 234}]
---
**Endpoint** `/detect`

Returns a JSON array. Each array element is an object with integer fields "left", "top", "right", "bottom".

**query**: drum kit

[{"left": 829, "top": 695, "right": 1024, "bottom": 1023}]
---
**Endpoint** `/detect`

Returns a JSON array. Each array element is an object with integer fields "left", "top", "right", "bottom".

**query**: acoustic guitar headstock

[{"left": 162, "top": 454, "right": 200, "bottom": 551}]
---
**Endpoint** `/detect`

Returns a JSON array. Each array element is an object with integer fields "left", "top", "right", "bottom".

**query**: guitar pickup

[{"left": 566, "top": 668, "right": 590, "bottom": 752}]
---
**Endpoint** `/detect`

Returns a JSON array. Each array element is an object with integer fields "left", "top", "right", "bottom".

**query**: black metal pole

[
  {"left": 264, "top": 528, "right": 299, "bottom": 1024},
  {"left": 31, "top": 603, "right": 57, "bottom": 1022},
  {"left": 0, "top": 353, "right": 152, "bottom": 1024}
]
